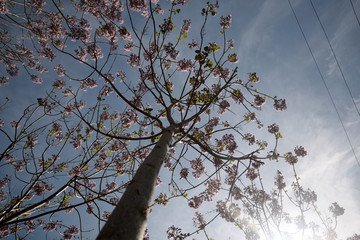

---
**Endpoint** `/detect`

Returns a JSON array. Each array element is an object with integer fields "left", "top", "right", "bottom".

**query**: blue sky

[{"left": 0, "top": 0, "right": 359, "bottom": 239}]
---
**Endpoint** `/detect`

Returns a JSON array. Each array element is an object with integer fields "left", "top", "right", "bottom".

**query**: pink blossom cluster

[
  {"left": 160, "top": 18, "right": 174, "bottom": 34},
  {"left": 87, "top": 44, "right": 103, "bottom": 60},
  {"left": 190, "top": 158, "right": 205, "bottom": 179},
  {"left": 216, "top": 134, "right": 237, "bottom": 154},
  {"left": 188, "top": 39, "right": 199, "bottom": 49},
  {"left": 201, "top": 179, "right": 221, "bottom": 201},
  {"left": 188, "top": 195, "right": 203, "bottom": 209},
  {"left": 166, "top": 225, "right": 189, "bottom": 240},
  {"left": 67, "top": 17, "right": 92, "bottom": 43},
  {"left": 127, "top": 53, "right": 140, "bottom": 68},
  {"left": 294, "top": 145, "right": 307, "bottom": 157},
  {"left": 129, "top": 0, "right": 148, "bottom": 14},
  {"left": 0, "top": 76, "right": 9, "bottom": 86},
  {"left": 155, "top": 193, "right": 169, "bottom": 206},
  {"left": 119, "top": 26, "right": 132, "bottom": 41},
  {"left": 231, "top": 186, "right": 243, "bottom": 200},
  {"left": 33, "top": 181, "right": 53, "bottom": 196},
  {"left": 54, "top": 64, "right": 66, "bottom": 77},
  {"left": 204, "top": 117, "right": 220, "bottom": 133},
  {"left": 31, "top": 75, "right": 43, "bottom": 84},
  {"left": 329, "top": 202, "right": 345, "bottom": 217},
  {"left": 274, "top": 170, "right": 286, "bottom": 190},
  {"left": 25, "top": 220, "right": 35, "bottom": 234},
  {"left": 98, "top": 23, "right": 118, "bottom": 42},
  {"left": 80, "top": 78, "right": 98, "bottom": 91},
  {"left": 4, "top": 60, "right": 19, "bottom": 76},
  {"left": 192, "top": 211, "right": 206, "bottom": 229},
  {"left": 243, "top": 133, "right": 256, "bottom": 145},
  {"left": 25, "top": 135, "right": 38, "bottom": 149},
  {"left": 43, "top": 221, "right": 57, "bottom": 232},
  {"left": 53, "top": 79, "right": 65, "bottom": 89},
  {"left": 39, "top": 41, "right": 56, "bottom": 61},
  {"left": 182, "top": 19, "right": 191, "bottom": 33},
  {"left": 216, "top": 200, "right": 240, "bottom": 222},
  {"left": 231, "top": 89, "right": 244, "bottom": 104},
  {"left": 0, "top": 0, "right": 8, "bottom": 14},
  {"left": 95, "top": 149, "right": 108, "bottom": 170},
  {"left": 0, "top": 176, "right": 9, "bottom": 188},
  {"left": 27, "top": 0, "right": 46, "bottom": 13},
  {"left": 218, "top": 100, "right": 230, "bottom": 114},
  {"left": 254, "top": 95, "right": 266, "bottom": 108},
  {"left": 75, "top": 46, "right": 87, "bottom": 62},
  {"left": 219, "top": 14, "right": 232, "bottom": 29},
  {"left": 164, "top": 42, "right": 179, "bottom": 60},
  {"left": 284, "top": 152, "right": 298, "bottom": 165},
  {"left": 227, "top": 53, "right": 238, "bottom": 63},
  {"left": 177, "top": 59, "right": 193, "bottom": 72},
  {"left": 246, "top": 168, "right": 258, "bottom": 181},
  {"left": 268, "top": 123, "right": 279, "bottom": 134},
  {"left": 213, "top": 67, "right": 230, "bottom": 79},
  {"left": 273, "top": 98, "right": 287, "bottom": 111},
  {"left": 224, "top": 164, "right": 237, "bottom": 185},
  {"left": 69, "top": 166, "right": 84, "bottom": 176},
  {"left": 179, "top": 168, "right": 189, "bottom": 179}
]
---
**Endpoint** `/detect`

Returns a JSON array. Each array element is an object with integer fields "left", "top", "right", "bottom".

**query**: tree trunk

[{"left": 97, "top": 129, "right": 173, "bottom": 240}]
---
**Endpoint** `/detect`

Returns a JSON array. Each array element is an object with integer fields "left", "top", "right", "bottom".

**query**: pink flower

[
  {"left": 119, "top": 26, "right": 132, "bottom": 41},
  {"left": 164, "top": 42, "right": 179, "bottom": 60},
  {"left": 273, "top": 99, "right": 287, "bottom": 111},
  {"left": 54, "top": 64, "right": 66, "bottom": 77},
  {"left": 31, "top": 75, "right": 43, "bottom": 84},
  {"left": 192, "top": 212, "right": 206, "bottom": 229},
  {"left": 63, "top": 225, "right": 80, "bottom": 239},
  {"left": 219, "top": 14, "right": 232, "bottom": 29},
  {"left": 284, "top": 152, "right": 298, "bottom": 165},
  {"left": 127, "top": 53, "right": 140, "bottom": 68},
  {"left": 218, "top": 100, "right": 230, "bottom": 114},
  {"left": 254, "top": 95, "right": 266, "bottom": 107},
  {"left": 190, "top": 158, "right": 205, "bottom": 179},
  {"left": 179, "top": 168, "right": 189, "bottom": 179},
  {"left": 231, "top": 89, "right": 244, "bottom": 104},
  {"left": 243, "top": 133, "right": 256, "bottom": 145},
  {"left": 227, "top": 53, "right": 238, "bottom": 63},
  {"left": 294, "top": 146, "right": 307, "bottom": 157},
  {"left": 201, "top": 179, "right": 221, "bottom": 201},
  {"left": 188, "top": 195, "right": 203, "bottom": 209},
  {"left": 52, "top": 79, "right": 65, "bottom": 89},
  {"left": 124, "top": 42, "right": 134, "bottom": 52},
  {"left": 0, "top": 0, "right": 9, "bottom": 14},
  {"left": 268, "top": 123, "right": 279, "bottom": 134},
  {"left": 0, "top": 76, "right": 9, "bottom": 86},
  {"left": 87, "top": 44, "right": 103, "bottom": 60},
  {"left": 25, "top": 220, "right": 35, "bottom": 234},
  {"left": 182, "top": 19, "right": 191, "bottom": 33},
  {"left": 0, "top": 119, "right": 4, "bottom": 128},
  {"left": 177, "top": 59, "right": 193, "bottom": 72},
  {"left": 188, "top": 39, "right": 199, "bottom": 49}
]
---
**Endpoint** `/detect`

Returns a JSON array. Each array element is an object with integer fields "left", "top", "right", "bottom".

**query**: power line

[
  {"left": 310, "top": 0, "right": 360, "bottom": 118},
  {"left": 286, "top": 0, "right": 360, "bottom": 167},
  {"left": 350, "top": 0, "right": 360, "bottom": 28}
]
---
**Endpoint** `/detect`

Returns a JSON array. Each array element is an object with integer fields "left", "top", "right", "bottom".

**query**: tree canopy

[{"left": 0, "top": 0, "right": 358, "bottom": 239}]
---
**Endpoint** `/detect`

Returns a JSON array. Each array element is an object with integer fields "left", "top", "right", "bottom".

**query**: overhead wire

[
  {"left": 310, "top": 0, "right": 360, "bottom": 118},
  {"left": 350, "top": 0, "right": 360, "bottom": 28},
  {"left": 286, "top": 0, "right": 360, "bottom": 167}
]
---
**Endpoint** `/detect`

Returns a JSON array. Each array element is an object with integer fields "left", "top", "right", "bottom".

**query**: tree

[{"left": 0, "top": 0, "right": 357, "bottom": 239}]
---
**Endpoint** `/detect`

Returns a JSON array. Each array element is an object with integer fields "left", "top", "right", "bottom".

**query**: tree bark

[{"left": 97, "top": 129, "right": 173, "bottom": 240}]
